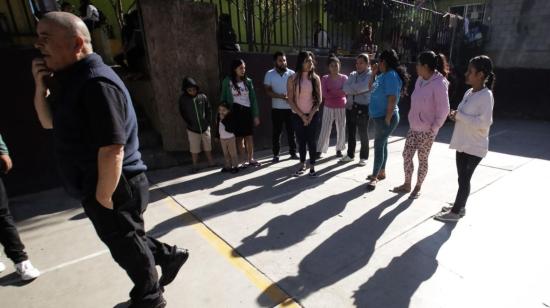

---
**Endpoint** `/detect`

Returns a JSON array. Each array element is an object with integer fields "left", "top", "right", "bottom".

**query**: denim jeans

[
  {"left": 292, "top": 113, "right": 320, "bottom": 165},
  {"left": 346, "top": 104, "right": 370, "bottom": 159},
  {"left": 372, "top": 113, "right": 400, "bottom": 176}
]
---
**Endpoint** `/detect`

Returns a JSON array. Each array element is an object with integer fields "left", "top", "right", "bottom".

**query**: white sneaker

[
  {"left": 15, "top": 260, "right": 40, "bottom": 281},
  {"left": 358, "top": 159, "right": 367, "bottom": 166},
  {"left": 0, "top": 261, "right": 5, "bottom": 273},
  {"left": 339, "top": 155, "right": 353, "bottom": 163}
]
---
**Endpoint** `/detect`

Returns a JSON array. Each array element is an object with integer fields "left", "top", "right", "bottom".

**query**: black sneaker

[
  {"left": 231, "top": 167, "right": 239, "bottom": 174},
  {"left": 272, "top": 156, "right": 280, "bottom": 163},
  {"left": 336, "top": 150, "right": 343, "bottom": 158},
  {"left": 220, "top": 167, "right": 230, "bottom": 173},
  {"left": 289, "top": 154, "right": 299, "bottom": 160},
  {"left": 316, "top": 151, "right": 323, "bottom": 159},
  {"left": 159, "top": 247, "right": 189, "bottom": 291},
  {"left": 308, "top": 169, "right": 318, "bottom": 177}
]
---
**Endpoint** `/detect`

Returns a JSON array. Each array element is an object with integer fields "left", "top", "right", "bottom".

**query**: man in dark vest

[{"left": 32, "top": 12, "right": 187, "bottom": 308}]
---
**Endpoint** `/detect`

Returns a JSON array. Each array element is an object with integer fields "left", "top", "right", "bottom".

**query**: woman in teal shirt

[
  {"left": 367, "top": 49, "right": 409, "bottom": 190},
  {"left": 220, "top": 59, "right": 261, "bottom": 168}
]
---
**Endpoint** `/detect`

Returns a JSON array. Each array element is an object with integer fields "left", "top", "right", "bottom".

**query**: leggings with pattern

[{"left": 402, "top": 130, "right": 435, "bottom": 186}]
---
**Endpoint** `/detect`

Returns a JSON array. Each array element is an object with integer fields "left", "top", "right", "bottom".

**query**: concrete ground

[{"left": 1, "top": 118, "right": 549, "bottom": 308}]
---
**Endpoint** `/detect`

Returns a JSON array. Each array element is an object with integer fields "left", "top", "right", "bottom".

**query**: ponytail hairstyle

[
  {"left": 294, "top": 51, "right": 321, "bottom": 107},
  {"left": 417, "top": 51, "right": 449, "bottom": 78},
  {"left": 436, "top": 53, "right": 450, "bottom": 78},
  {"left": 229, "top": 58, "right": 249, "bottom": 95},
  {"left": 469, "top": 55, "right": 495, "bottom": 91},
  {"left": 327, "top": 53, "right": 340, "bottom": 66},
  {"left": 379, "top": 49, "right": 410, "bottom": 96}
]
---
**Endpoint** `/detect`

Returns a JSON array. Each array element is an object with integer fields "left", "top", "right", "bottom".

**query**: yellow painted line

[{"left": 162, "top": 195, "right": 301, "bottom": 308}]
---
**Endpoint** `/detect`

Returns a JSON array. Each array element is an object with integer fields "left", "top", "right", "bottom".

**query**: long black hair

[
  {"left": 417, "top": 51, "right": 449, "bottom": 78},
  {"left": 469, "top": 55, "right": 495, "bottom": 91},
  {"left": 294, "top": 51, "right": 320, "bottom": 107},
  {"left": 379, "top": 49, "right": 410, "bottom": 96},
  {"left": 229, "top": 58, "right": 249, "bottom": 95}
]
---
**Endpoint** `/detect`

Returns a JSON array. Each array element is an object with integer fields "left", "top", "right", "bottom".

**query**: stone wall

[
  {"left": 139, "top": 0, "right": 220, "bottom": 151},
  {"left": 485, "top": 0, "right": 550, "bottom": 69}
]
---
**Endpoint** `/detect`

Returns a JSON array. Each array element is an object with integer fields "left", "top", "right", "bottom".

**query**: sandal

[
  {"left": 249, "top": 160, "right": 261, "bottom": 167},
  {"left": 366, "top": 179, "right": 378, "bottom": 190},
  {"left": 294, "top": 166, "right": 306, "bottom": 177},
  {"left": 409, "top": 187, "right": 422, "bottom": 199},
  {"left": 390, "top": 185, "right": 411, "bottom": 194},
  {"left": 239, "top": 162, "right": 249, "bottom": 169},
  {"left": 367, "top": 174, "right": 386, "bottom": 181}
]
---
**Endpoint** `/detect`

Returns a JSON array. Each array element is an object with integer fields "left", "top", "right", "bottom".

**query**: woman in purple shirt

[
  {"left": 391, "top": 51, "right": 450, "bottom": 198},
  {"left": 317, "top": 55, "right": 348, "bottom": 158}
]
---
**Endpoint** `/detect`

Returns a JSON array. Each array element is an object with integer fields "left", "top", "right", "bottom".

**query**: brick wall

[{"left": 485, "top": 0, "right": 550, "bottom": 68}]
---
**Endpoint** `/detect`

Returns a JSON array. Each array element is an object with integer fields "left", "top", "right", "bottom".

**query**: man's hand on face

[{"left": 32, "top": 58, "right": 52, "bottom": 93}]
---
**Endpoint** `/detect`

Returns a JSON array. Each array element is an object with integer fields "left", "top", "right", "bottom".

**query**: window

[{"left": 449, "top": 3, "right": 486, "bottom": 23}]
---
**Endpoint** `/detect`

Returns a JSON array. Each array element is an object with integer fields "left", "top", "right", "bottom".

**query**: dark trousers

[
  {"left": 82, "top": 173, "right": 174, "bottom": 306},
  {"left": 272, "top": 108, "right": 297, "bottom": 157},
  {"left": 346, "top": 104, "right": 370, "bottom": 159},
  {"left": 292, "top": 113, "right": 320, "bottom": 165},
  {"left": 451, "top": 151, "right": 482, "bottom": 214},
  {"left": 0, "top": 178, "right": 28, "bottom": 264}
]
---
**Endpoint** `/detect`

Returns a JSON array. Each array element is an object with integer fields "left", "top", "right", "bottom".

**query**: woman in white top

[{"left": 435, "top": 55, "right": 495, "bottom": 222}]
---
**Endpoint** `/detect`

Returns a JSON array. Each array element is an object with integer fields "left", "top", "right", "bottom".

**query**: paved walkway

[{"left": 1, "top": 118, "right": 549, "bottom": 308}]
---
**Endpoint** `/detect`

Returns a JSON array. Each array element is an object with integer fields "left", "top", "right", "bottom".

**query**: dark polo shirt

[{"left": 48, "top": 53, "right": 146, "bottom": 199}]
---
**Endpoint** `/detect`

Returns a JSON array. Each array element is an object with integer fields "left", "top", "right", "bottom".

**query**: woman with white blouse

[{"left": 435, "top": 55, "right": 495, "bottom": 222}]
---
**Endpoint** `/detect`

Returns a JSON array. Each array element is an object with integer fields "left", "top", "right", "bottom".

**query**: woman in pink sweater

[
  {"left": 317, "top": 55, "right": 348, "bottom": 158},
  {"left": 392, "top": 51, "right": 450, "bottom": 199}
]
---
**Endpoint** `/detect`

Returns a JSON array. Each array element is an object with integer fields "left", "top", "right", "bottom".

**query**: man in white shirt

[{"left": 264, "top": 51, "right": 298, "bottom": 162}]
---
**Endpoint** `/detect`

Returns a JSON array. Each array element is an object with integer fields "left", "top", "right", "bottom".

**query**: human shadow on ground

[
  {"left": 257, "top": 194, "right": 411, "bottom": 306},
  {"left": 147, "top": 162, "right": 357, "bottom": 238},
  {"left": 352, "top": 223, "right": 456, "bottom": 308},
  {"left": 234, "top": 184, "right": 366, "bottom": 257},
  {"left": 8, "top": 188, "right": 81, "bottom": 223},
  {"left": 208, "top": 155, "right": 339, "bottom": 197}
]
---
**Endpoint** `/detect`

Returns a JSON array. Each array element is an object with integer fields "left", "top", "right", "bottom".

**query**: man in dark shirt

[{"left": 32, "top": 12, "right": 187, "bottom": 308}]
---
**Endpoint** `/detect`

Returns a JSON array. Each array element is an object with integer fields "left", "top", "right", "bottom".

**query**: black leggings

[
  {"left": 451, "top": 151, "right": 482, "bottom": 214},
  {"left": 292, "top": 113, "right": 320, "bottom": 165}
]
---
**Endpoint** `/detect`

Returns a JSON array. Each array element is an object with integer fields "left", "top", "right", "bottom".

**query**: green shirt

[
  {"left": 220, "top": 77, "right": 260, "bottom": 118},
  {"left": 0, "top": 133, "right": 9, "bottom": 155}
]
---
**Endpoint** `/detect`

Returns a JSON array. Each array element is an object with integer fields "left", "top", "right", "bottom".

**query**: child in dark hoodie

[
  {"left": 179, "top": 76, "right": 215, "bottom": 172},
  {"left": 215, "top": 103, "right": 239, "bottom": 173}
]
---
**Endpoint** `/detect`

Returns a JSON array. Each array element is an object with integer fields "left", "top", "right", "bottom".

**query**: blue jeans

[
  {"left": 372, "top": 113, "right": 400, "bottom": 176},
  {"left": 292, "top": 113, "right": 320, "bottom": 165}
]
